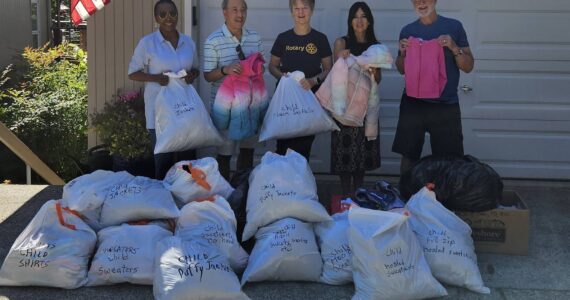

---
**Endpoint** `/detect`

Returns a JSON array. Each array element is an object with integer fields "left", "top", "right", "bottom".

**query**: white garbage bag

[
  {"left": 314, "top": 211, "right": 352, "bottom": 285},
  {"left": 175, "top": 196, "right": 249, "bottom": 272},
  {"left": 406, "top": 187, "right": 491, "bottom": 294},
  {"left": 87, "top": 224, "right": 172, "bottom": 286},
  {"left": 154, "top": 70, "right": 223, "bottom": 154},
  {"left": 243, "top": 150, "right": 331, "bottom": 241},
  {"left": 348, "top": 207, "right": 447, "bottom": 300},
  {"left": 0, "top": 200, "right": 97, "bottom": 289},
  {"left": 61, "top": 170, "right": 134, "bottom": 230},
  {"left": 258, "top": 71, "right": 339, "bottom": 142},
  {"left": 153, "top": 236, "right": 249, "bottom": 300},
  {"left": 99, "top": 176, "right": 180, "bottom": 227},
  {"left": 163, "top": 158, "right": 234, "bottom": 204},
  {"left": 241, "top": 218, "right": 322, "bottom": 285}
]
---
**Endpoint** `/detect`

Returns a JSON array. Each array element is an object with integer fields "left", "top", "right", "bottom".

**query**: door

[{"left": 458, "top": 0, "right": 570, "bottom": 179}]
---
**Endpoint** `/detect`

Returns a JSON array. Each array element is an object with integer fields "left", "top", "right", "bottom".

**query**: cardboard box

[{"left": 455, "top": 191, "right": 529, "bottom": 255}]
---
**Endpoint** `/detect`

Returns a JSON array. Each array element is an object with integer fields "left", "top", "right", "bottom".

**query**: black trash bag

[
  {"left": 87, "top": 144, "right": 113, "bottom": 172},
  {"left": 399, "top": 155, "right": 503, "bottom": 212},
  {"left": 228, "top": 168, "right": 255, "bottom": 253}
]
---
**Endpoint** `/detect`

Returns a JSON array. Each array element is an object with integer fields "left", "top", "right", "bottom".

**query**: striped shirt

[{"left": 203, "top": 23, "right": 264, "bottom": 101}]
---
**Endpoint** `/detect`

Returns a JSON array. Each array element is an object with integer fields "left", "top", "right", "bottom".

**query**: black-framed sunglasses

[
  {"left": 157, "top": 10, "right": 178, "bottom": 21},
  {"left": 236, "top": 44, "right": 246, "bottom": 60}
]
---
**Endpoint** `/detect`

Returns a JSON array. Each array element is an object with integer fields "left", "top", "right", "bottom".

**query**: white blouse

[{"left": 128, "top": 30, "right": 199, "bottom": 129}]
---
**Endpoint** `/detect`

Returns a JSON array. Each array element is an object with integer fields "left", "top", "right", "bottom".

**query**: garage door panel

[
  {"left": 475, "top": 11, "right": 570, "bottom": 61},
  {"left": 377, "top": 117, "right": 400, "bottom": 175},
  {"left": 476, "top": 0, "right": 570, "bottom": 12},
  {"left": 463, "top": 119, "right": 570, "bottom": 179},
  {"left": 379, "top": 71, "right": 404, "bottom": 118},
  {"left": 474, "top": 60, "right": 570, "bottom": 74},
  {"left": 462, "top": 71, "right": 570, "bottom": 120}
]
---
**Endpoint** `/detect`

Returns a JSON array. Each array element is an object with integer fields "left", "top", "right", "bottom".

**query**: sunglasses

[
  {"left": 157, "top": 10, "right": 178, "bottom": 21},
  {"left": 236, "top": 44, "right": 246, "bottom": 60}
]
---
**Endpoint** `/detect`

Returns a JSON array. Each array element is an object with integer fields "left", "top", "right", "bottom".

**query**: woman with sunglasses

[
  {"left": 268, "top": 0, "right": 333, "bottom": 162},
  {"left": 128, "top": 0, "right": 200, "bottom": 180},
  {"left": 331, "top": 2, "right": 382, "bottom": 196}
]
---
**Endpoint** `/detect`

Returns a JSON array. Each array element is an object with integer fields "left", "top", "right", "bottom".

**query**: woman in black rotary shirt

[
  {"left": 268, "top": 0, "right": 333, "bottom": 161},
  {"left": 331, "top": 2, "right": 382, "bottom": 196}
]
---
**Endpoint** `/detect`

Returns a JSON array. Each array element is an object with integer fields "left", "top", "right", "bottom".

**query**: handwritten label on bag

[
  {"left": 325, "top": 244, "right": 352, "bottom": 271},
  {"left": 383, "top": 247, "right": 416, "bottom": 278},
  {"left": 173, "top": 102, "right": 195, "bottom": 117},
  {"left": 201, "top": 224, "right": 234, "bottom": 245},
  {"left": 176, "top": 252, "right": 232, "bottom": 281},
  {"left": 101, "top": 246, "right": 140, "bottom": 262},
  {"left": 17, "top": 242, "right": 56, "bottom": 269},
  {"left": 422, "top": 229, "right": 475, "bottom": 262},
  {"left": 107, "top": 184, "right": 142, "bottom": 200},
  {"left": 268, "top": 223, "right": 309, "bottom": 253},
  {"left": 95, "top": 245, "right": 142, "bottom": 276},
  {"left": 258, "top": 182, "right": 297, "bottom": 204},
  {"left": 97, "top": 265, "right": 140, "bottom": 275},
  {"left": 274, "top": 103, "right": 314, "bottom": 118}
]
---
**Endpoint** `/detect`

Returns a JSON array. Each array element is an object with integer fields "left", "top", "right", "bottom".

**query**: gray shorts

[{"left": 217, "top": 130, "right": 258, "bottom": 156}]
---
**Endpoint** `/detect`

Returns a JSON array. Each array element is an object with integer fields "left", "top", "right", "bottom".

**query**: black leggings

[
  {"left": 149, "top": 130, "right": 196, "bottom": 180},
  {"left": 276, "top": 135, "right": 315, "bottom": 162}
]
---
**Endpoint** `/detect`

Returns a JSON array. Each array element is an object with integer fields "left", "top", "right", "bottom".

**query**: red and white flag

[{"left": 71, "top": 0, "right": 111, "bottom": 25}]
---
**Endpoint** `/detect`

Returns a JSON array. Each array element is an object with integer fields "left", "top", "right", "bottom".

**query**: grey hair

[
  {"left": 222, "top": 0, "right": 248, "bottom": 10},
  {"left": 289, "top": 0, "right": 315, "bottom": 12}
]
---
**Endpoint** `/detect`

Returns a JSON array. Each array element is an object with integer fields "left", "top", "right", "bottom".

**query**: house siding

[{"left": 0, "top": 0, "right": 33, "bottom": 69}]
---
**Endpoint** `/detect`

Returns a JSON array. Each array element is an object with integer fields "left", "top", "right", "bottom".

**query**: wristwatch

[
  {"left": 316, "top": 76, "right": 322, "bottom": 85},
  {"left": 454, "top": 49, "right": 464, "bottom": 57}
]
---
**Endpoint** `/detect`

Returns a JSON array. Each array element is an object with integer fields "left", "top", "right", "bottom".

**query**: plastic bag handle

[
  {"left": 55, "top": 201, "right": 77, "bottom": 231},
  {"left": 195, "top": 196, "right": 215, "bottom": 202},
  {"left": 186, "top": 163, "right": 212, "bottom": 191}
]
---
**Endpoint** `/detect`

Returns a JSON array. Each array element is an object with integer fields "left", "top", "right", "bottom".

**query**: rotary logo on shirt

[
  {"left": 285, "top": 43, "right": 318, "bottom": 55},
  {"left": 306, "top": 43, "right": 317, "bottom": 55}
]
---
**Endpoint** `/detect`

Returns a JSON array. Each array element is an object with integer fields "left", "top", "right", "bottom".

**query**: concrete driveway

[{"left": 0, "top": 177, "right": 569, "bottom": 300}]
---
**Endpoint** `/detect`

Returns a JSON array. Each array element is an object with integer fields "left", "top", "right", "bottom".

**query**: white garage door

[{"left": 197, "top": 0, "right": 570, "bottom": 179}]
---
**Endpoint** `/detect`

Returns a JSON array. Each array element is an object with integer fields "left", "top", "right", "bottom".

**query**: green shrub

[
  {"left": 0, "top": 43, "right": 87, "bottom": 182},
  {"left": 91, "top": 90, "right": 151, "bottom": 160}
]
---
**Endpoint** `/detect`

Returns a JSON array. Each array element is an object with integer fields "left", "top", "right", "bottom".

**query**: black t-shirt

[{"left": 271, "top": 29, "right": 332, "bottom": 79}]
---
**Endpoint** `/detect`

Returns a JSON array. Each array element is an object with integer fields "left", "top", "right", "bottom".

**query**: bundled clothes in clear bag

[
  {"left": 259, "top": 71, "right": 339, "bottom": 142},
  {"left": 154, "top": 70, "right": 223, "bottom": 154}
]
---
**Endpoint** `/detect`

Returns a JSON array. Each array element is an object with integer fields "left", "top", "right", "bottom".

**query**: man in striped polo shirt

[{"left": 203, "top": 0, "right": 265, "bottom": 180}]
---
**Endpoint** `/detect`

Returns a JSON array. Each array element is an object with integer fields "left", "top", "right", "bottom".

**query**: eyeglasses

[
  {"left": 236, "top": 44, "right": 246, "bottom": 60},
  {"left": 157, "top": 10, "right": 178, "bottom": 21}
]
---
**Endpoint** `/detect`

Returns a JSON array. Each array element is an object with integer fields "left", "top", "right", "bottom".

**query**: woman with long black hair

[{"left": 331, "top": 2, "right": 382, "bottom": 195}]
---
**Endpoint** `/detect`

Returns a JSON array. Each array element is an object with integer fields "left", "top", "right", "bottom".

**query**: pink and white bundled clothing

[
  {"left": 212, "top": 52, "right": 269, "bottom": 140},
  {"left": 404, "top": 37, "right": 447, "bottom": 99},
  {"left": 316, "top": 44, "right": 393, "bottom": 141}
]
